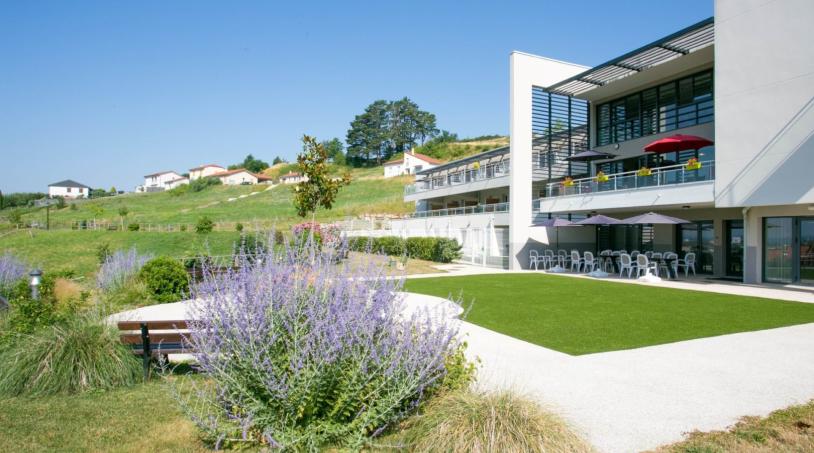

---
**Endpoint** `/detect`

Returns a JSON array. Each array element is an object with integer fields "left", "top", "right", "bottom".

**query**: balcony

[
  {"left": 537, "top": 160, "right": 715, "bottom": 214},
  {"left": 407, "top": 202, "right": 509, "bottom": 218},
  {"left": 404, "top": 160, "right": 510, "bottom": 198}
]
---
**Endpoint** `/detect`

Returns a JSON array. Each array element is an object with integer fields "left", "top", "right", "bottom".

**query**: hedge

[{"left": 347, "top": 236, "right": 462, "bottom": 263}]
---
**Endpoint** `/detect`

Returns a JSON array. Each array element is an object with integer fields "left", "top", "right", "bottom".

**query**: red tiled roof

[
  {"left": 281, "top": 171, "right": 302, "bottom": 178},
  {"left": 384, "top": 152, "right": 443, "bottom": 166},
  {"left": 189, "top": 164, "right": 224, "bottom": 172}
]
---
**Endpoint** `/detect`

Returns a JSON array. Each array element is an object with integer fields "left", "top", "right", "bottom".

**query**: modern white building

[
  {"left": 279, "top": 171, "right": 307, "bottom": 185},
  {"left": 392, "top": 0, "right": 814, "bottom": 285},
  {"left": 383, "top": 150, "right": 442, "bottom": 178},
  {"left": 189, "top": 164, "right": 225, "bottom": 180},
  {"left": 48, "top": 180, "right": 90, "bottom": 199},
  {"left": 141, "top": 171, "right": 183, "bottom": 192}
]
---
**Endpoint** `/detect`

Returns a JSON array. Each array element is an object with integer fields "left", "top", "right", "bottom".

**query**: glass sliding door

[
  {"left": 764, "top": 217, "right": 794, "bottom": 283},
  {"left": 725, "top": 220, "right": 744, "bottom": 277},
  {"left": 678, "top": 221, "right": 714, "bottom": 274},
  {"left": 800, "top": 219, "right": 814, "bottom": 285}
]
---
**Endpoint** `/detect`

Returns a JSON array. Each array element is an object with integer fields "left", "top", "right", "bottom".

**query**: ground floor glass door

[
  {"left": 725, "top": 220, "right": 744, "bottom": 277},
  {"left": 678, "top": 221, "right": 714, "bottom": 274},
  {"left": 800, "top": 219, "right": 814, "bottom": 285}
]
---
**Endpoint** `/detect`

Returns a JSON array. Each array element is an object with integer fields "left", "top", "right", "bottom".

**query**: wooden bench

[{"left": 117, "top": 320, "right": 193, "bottom": 379}]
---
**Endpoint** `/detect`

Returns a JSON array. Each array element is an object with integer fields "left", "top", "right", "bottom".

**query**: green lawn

[
  {"left": 404, "top": 274, "right": 814, "bottom": 355},
  {"left": 0, "top": 230, "right": 243, "bottom": 276},
  {"left": 0, "top": 381, "right": 207, "bottom": 453}
]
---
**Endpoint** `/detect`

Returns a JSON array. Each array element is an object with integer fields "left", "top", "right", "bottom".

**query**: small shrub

[
  {"left": 235, "top": 222, "right": 244, "bottom": 232},
  {"left": 195, "top": 216, "right": 214, "bottom": 234},
  {"left": 234, "top": 233, "right": 267, "bottom": 262},
  {"left": 189, "top": 176, "right": 222, "bottom": 193},
  {"left": 100, "top": 279, "right": 153, "bottom": 311},
  {"left": 349, "top": 237, "right": 462, "bottom": 263},
  {"left": 180, "top": 224, "right": 187, "bottom": 232},
  {"left": 97, "top": 248, "right": 153, "bottom": 292},
  {"left": 406, "top": 237, "right": 437, "bottom": 260},
  {"left": 2, "top": 275, "right": 82, "bottom": 338},
  {"left": 55, "top": 197, "right": 66, "bottom": 209},
  {"left": 0, "top": 315, "right": 141, "bottom": 396},
  {"left": 433, "top": 238, "right": 463, "bottom": 263},
  {"left": 96, "top": 243, "right": 112, "bottom": 265},
  {"left": 127, "top": 223, "right": 140, "bottom": 231},
  {"left": 398, "top": 390, "right": 593, "bottom": 453},
  {"left": 138, "top": 257, "right": 189, "bottom": 303},
  {"left": 375, "top": 236, "right": 406, "bottom": 256},
  {"left": 168, "top": 184, "right": 190, "bottom": 196},
  {"left": 273, "top": 229, "right": 285, "bottom": 245},
  {"left": 7, "top": 210, "right": 22, "bottom": 225},
  {"left": 69, "top": 203, "right": 78, "bottom": 211}
]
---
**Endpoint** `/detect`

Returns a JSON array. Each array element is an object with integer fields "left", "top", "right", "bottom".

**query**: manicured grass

[
  {"left": 0, "top": 230, "right": 242, "bottom": 276},
  {"left": 0, "top": 381, "right": 207, "bottom": 453},
  {"left": 404, "top": 274, "right": 814, "bottom": 355},
  {"left": 653, "top": 399, "right": 814, "bottom": 452}
]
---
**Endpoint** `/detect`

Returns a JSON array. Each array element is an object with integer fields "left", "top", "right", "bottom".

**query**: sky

[{"left": 0, "top": 0, "right": 712, "bottom": 193}]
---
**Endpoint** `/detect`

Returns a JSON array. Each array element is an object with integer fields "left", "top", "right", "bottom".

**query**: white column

[{"left": 508, "top": 52, "right": 588, "bottom": 269}]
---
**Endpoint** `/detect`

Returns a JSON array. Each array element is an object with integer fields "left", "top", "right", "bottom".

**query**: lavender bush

[
  {"left": 0, "top": 253, "right": 26, "bottom": 294},
  {"left": 96, "top": 248, "right": 152, "bottom": 292},
  {"left": 179, "top": 241, "right": 465, "bottom": 450}
]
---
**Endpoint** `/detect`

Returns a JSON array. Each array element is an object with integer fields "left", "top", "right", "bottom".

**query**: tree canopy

[
  {"left": 292, "top": 135, "right": 351, "bottom": 218},
  {"left": 322, "top": 138, "right": 345, "bottom": 166},
  {"left": 345, "top": 97, "right": 438, "bottom": 167},
  {"left": 229, "top": 154, "right": 270, "bottom": 173}
]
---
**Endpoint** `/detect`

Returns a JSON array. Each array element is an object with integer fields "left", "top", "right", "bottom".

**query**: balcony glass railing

[
  {"left": 405, "top": 160, "right": 510, "bottom": 195},
  {"left": 543, "top": 160, "right": 715, "bottom": 198},
  {"left": 407, "top": 202, "right": 509, "bottom": 218}
]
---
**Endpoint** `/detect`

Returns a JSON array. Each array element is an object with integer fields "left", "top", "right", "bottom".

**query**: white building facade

[
  {"left": 189, "top": 164, "right": 225, "bottom": 180},
  {"left": 141, "top": 171, "right": 183, "bottom": 192},
  {"left": 280, "top": 172, "right": 307, "bottom": 184},
  {"left": 392, "top": 0, "right": 814, "bottom": 285},
  {"left": 48, "top": 180, "right": 90, "bottom": 199},
  {"left": 383, "top": 151, "right": 442, "bottom": 178},
  {"left": 212, "top": 169, "right": 264, "bottom": 186}
]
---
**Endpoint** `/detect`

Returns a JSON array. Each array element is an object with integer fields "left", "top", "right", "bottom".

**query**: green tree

[
  {"left": 292, "top": 135, "right": 351, "bottom": 218},
  {"left": 322, "top": 138, "right": 345, "bottom": 166},
  {"left": 229, "top": 154, "right": 270, "bottom": 173},
  {"left": 272, "top": 156, "right": 284, "bottom": 165},
  {"left": 118, "top": 206, "right": 129, "bottom": 230}
]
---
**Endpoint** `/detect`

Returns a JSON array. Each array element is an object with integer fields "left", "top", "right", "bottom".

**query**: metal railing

[
  {"left": 406, "top": 202, "right": 509, "bottom": 218},
  {"left": 543, "top": 160, "right": 715, "bottom": 198},
  {"left": 405, "top": 160, "right": 510, "bottom": 195}
]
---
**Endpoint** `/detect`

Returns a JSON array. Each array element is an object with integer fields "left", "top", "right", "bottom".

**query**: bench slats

[
  {"left": 120, "top": 332, "right": 189, "bottom": 345},
  {"left": 117, "top": 320, "right": 189, "bottom": 330}
]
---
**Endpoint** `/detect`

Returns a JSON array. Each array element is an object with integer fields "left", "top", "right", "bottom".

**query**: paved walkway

[{"left": 462, "top": 320, "right": 814, "bottom": 452}]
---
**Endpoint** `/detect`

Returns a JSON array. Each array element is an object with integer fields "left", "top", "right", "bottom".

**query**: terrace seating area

[{"left": 529, "top": 248, "right": 697, "bottom": 280}]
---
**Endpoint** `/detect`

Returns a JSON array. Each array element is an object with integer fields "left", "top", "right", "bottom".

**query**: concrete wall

[
  {"left": 714, "top": 0, "right": 814, "bottom": 208},
  {"left": 509, "top": 52, "right": 589, "bottom": 269},
  {"left": 48, "top": 186, "right": 87, "bottom": 198}
]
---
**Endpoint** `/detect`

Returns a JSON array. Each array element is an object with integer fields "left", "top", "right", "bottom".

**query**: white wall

[
  {"left": 509, "top": 52, "right": 589, "bottom": 269},
  {"left": 220, "top": 171, "right": 258, "bottom": 186},
  {"left": 383, "top": 163, "right": 404, "bottom": 178},
  {"left": 144, "top": 172, "right": 182, "bottom": 189},
  {"left": 190, "top": 166, "right": 224, "bottom": 180},
  {"left": 48, "top": 186, "right": 87, "bottom": 198},
  {"left": 714, "top": 0, "right": 814, "bottom": 208}
]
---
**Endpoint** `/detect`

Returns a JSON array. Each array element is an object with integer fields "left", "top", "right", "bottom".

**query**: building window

[
  {"left": 67, "top": 187, "right": 71, "bottom": 193},
  {"left": 596, "top": 69, "right": 713, "bottom": 146}
]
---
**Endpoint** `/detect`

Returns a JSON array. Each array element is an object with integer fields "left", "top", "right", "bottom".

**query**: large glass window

[
  {"left": 596, "top": 69, "right": 713, "bottom": 146},
  {"left": 764, "top": 217, "right": 794, "bottom": 283}
]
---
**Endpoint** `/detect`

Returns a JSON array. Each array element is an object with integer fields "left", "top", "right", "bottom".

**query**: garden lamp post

[{"left": 29, "top": 268, "right": 43, "bottom": 300}]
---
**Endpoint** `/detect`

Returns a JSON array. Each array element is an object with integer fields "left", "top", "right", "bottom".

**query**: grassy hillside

[
  {"left": 13, "top": 167, "right": 412, "bottom": 228},
  {"left": 414, "top": 136, "right": 508, "bottom": 162}
]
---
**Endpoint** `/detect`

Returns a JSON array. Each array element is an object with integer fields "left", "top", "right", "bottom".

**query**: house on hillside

[
  {"left": 383, "top": 150, "right": 442, "bottom": 178},
  {"left": 164, "top": 176, "right": 189, "bottom": 190},
  {"left": 189, "top": 164, "right": 225, "bottom": 180},
  {"left": 211, "top": 168, "right": 272, "bottom": 186},
  {"left": 279, "top": 171, "right": 308, "bottom": 185},
  {"left": 48, "top": 180, "right": 90, "bottom": 199},
  {"left": 140, "top": 171, "right": 183, "bottom": 192}
]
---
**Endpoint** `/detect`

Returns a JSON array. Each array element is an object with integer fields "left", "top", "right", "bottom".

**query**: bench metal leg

[{"left": 140, "top": 323, "right": 151, "bottom": 381}]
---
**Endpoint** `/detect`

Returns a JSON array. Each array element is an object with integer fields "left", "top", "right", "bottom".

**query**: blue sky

[{"left": 0, "top": 0, "right": 712, "bottom": 193}]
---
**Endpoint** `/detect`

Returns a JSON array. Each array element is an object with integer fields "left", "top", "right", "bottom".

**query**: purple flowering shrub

[
  {"left": 0, "top": 253, "right": 26, "bottom": 294},
  {"left": 180, "top": 242, "right": 465, "bottom": 450},
  {"left": 96, "top": 248, "right": 153, "bottom": 292}
]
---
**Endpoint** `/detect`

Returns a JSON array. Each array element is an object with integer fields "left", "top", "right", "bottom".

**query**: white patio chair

[
  {"left": 583, "top": 251, "right": 598, "bottom": 273},
  {"left": 661, "top": 252, "right": 678, "bottom": 278},
  {"left": 544, "top": 250, "right": 556, "bottom": 269},
  {"left": 676, "top": 252, "right": 697, "bottom": 277},
  {"left": 630, "top": 250, "right": 640, "bottom": 259},
  {"left": 558, "top": 249, "right": 569, "bottom": 267},
  {"left": 636, "top": 254, "right": 657, "bottom": 277},
  {"left": 529, "top": 250, "right": 540, "bottom": 270},
  {"left": 652, "top": 252, "right": 663, "bottom": 260},
  {"left": 570, "top": 250, "right": 583, "bottom": 272},
  {"left": 619, "top": 253, "right": 634, "bottom": 278},
  {"left": 644, "top": 251, "right": 653, "bottom": 259}
]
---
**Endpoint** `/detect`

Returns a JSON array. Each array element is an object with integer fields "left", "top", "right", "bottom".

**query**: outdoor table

[{"left": 653, "top": 256, "right": 678, "bottom": 279}]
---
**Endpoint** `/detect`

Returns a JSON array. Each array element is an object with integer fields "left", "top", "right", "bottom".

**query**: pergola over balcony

[{"left": 546, "top": 17, "right": 714, "bottom": 98}]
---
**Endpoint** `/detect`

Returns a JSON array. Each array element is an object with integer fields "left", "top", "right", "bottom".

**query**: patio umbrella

[
  {"left": 573, "top": 214, "right": 623, "bottom": 225},
  {"left": 563, "top": 150, "right": 617, "bottom": 162},
  {"left": 644, "top": 134, "right": 713, "bottom": 154},
  {"left": 621, "top": 212, "right": 691, "bottom": 225}
]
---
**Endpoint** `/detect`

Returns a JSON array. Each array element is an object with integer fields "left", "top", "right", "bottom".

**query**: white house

[
  {"left": 164, "top": 177, "right": 189, "bottom": 190},
  {"left": 211, "top": 168, "right": 271, "bottom": 186},
  {"left": 142, "top": 171, "right": 183, "bottom": 192},
  {"left": 383, "top": 150, "right": 442, "bottom": 178},
  {"left": 189, "top": 164, "right": 225, "bottom": 180},
  {"left": 279, "top": 171, "right": 308, "bottom": 184},
  {"left": 392, "top": 1, "right": 814, "bottom": 285},
  {"left": 48, "top": 180, "right": 90, "bottom": 199}
]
